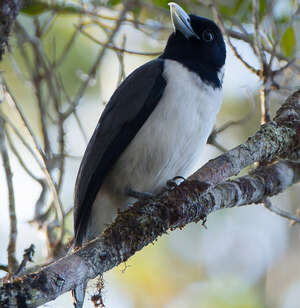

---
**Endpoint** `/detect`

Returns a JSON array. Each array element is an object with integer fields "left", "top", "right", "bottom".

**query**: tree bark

[
  {"left": 190, "top": 89, "right": 300, "bottom": 184},
  {"left": 0, "top": 0, "right": 22, "bottom": 61},
  {"left": 0, "top": 90, "right": 300, "bottom": 307}
]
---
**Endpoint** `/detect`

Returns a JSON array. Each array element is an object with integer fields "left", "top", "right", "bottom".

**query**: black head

[{"left": 161, "top": 3, "right": 226, "bottom": 88}]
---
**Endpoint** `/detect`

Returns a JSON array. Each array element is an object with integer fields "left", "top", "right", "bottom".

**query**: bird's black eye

[{"left": 202, "top": 30, "right": 214, "bottom": 42}]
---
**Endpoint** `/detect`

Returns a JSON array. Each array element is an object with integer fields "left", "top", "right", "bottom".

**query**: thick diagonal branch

[
  {"left": 191, "top": 90, "right": 300, "bottom": 184},
  {"left": 0, "top": 159, "right": 299, "bottom": 307},
  {"left": 1, "top": 91, "right": 299, "bottom": 306}
]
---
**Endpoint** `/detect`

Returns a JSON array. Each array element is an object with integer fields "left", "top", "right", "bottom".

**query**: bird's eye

[{"left": 202, "top": 30, "right": 214, "bottom": 42}]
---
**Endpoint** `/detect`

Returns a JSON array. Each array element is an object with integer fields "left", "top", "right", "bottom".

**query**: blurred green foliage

[
  {"left": 281, "top": 27, "right": 296, "bottom": 57},
  {"left": 20, "top": 0, "right": 297, "bottom": 61},
  {"left": 111, "top": 236, "right": 264, "bottom": 308}
]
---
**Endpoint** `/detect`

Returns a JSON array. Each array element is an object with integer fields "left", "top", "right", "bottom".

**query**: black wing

[{"left": 74, "top": 59, "right": 166, "bottom": 245}]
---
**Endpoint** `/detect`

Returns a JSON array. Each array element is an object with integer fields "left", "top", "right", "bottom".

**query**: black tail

[{"left": 72, "top": 280, "right": 87, "bottom": 308}]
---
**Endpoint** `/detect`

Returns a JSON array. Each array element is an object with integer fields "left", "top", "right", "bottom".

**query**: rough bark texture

[
  {"left": 190, "top": 90, "right": 300, "bottom": 184},
  {"left": 0, "top": 160, "right": 299, "bottom": 307},
  {"left": 0, "top": 90, "right": 300, "bottom": 307},
  {"left": 0, "top": 0, "right": 22, "bottom": 61}
]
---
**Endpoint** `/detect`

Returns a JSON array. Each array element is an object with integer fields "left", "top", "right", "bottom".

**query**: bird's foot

[
  {"left": 126, "top": 188, "right": 154, "bottom": 200},
  {"left": 166, "top": 176, "right": 186, "bottom": 190},
  {"left": 156, "top": 176, "right": 186, "bottom": 197},
  {"left": 72, "top": 281, "right": 87, "bottom": 308}
]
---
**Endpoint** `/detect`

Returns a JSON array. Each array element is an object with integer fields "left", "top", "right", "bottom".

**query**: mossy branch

[{"left": 0, "top": 90, "right": 300, "bottom": 307}]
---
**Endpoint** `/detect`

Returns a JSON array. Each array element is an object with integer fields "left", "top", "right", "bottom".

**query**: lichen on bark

[{"left": 0, "top": 0, "right": 22, "bottom": 61}]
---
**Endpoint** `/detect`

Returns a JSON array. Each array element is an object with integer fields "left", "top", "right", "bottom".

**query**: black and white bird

[{"left": 72, "top": 2, "right": 225, "bottom": 306}]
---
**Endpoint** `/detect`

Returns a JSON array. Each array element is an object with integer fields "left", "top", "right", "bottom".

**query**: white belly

[
  {"left": 108, "top": 60, "right": 222, "bottom": 192},
  {"left": 88, "top": 59, "right": 223, "bottom": 239}
]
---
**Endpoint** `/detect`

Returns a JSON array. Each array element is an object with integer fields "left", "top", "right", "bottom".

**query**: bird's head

[{"left": 162, "top": 3, "right": 226, "bottom": 86}]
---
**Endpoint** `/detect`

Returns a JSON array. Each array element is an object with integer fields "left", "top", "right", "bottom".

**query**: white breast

[
  {"left": 88, "top": 60, "right": 223, "bottom": 239},
  {"left": 106, "top": 59, "right": 223, "bottom": 194}
]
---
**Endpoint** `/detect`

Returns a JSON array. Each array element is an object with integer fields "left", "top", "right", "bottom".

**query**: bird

[{"left": 72, "top": 2, "right": 226, "bottom": 307}]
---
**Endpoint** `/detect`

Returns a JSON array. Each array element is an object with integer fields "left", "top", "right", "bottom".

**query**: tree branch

[
  {"left": 0, "top": 0, "right": 22, "bottom": 60},
  {"left": 0, "top": 89, "right": 300, "bottom": 307},
  {"left": 190, "top": 90, "right": 300, "bottom": 184},
  {"left": 0, "top": 159, "right": 299, "bottom": 307},
  {"left": 0, "top": 117, "right": 18, "bottom": 274}
]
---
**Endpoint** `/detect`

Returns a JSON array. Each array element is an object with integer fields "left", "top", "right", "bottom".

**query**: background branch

[
  {"left": 191, "top": 90, "right": 300, "bottom": 184},
  {"left": 0, "top": 117, "right": 18, "bottom": 274},
  {"left": 1, "top": 89, "right": 300, "bottom": 306},
  {"left": 1, "top": 159, "right": 299, "bottom": 307},
  {"left": 0, "top": 0, "right": 22, "bottom": 60}
]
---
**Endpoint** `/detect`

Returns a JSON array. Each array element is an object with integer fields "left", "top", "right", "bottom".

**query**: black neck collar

[{"left": 160, "top": 54, "right": 222, "bottom": 89}]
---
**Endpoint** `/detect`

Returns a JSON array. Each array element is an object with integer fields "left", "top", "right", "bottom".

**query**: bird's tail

[
  {"left": 68, "top": 242, "right": 87, "bottom": 308},
  {"left": 72, "top": 281, "right": 87, "bottom": 308}
]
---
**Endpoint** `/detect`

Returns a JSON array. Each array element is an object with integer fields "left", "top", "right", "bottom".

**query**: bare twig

[
  {"left": 53, "top": 20, "right": 82, "bottom": 69},
  {"left": 0, "top": 265, "right": 9, "bottom": 273},
  {"left": 78, "top": 27, "right": 161, "bottom": 56},
  {"left": 191, "top": 90, "right": 300, "bottom": 183},
  {"left": 260, "top": 82, "right": 271, "bottom": 124},
  {"left": 0, "top": 111, "right": 43, "bottom": 171},
  {"left": 209, "top": 0, "right": 259, "bottom": 75},
  {"left": 0, "top": 116, "right": 18, "bottom": 274},
  {"left": 263, "top": 199, "right": 300, "bottom": 224},
  {"left": 214, "top": 98, "right": 256, "bottom": 136},
  {"left": 4, "top": 127, "right": 41, "bottom": 182},
  {"left": 14, "top": 245, "right": 35, "bottom": 277},
  {"left": 3, "top": 81, "right": 65, "bottom": 246},
  {"left": 116, "top": 35, "right": 127, "bottom": 86},
  {"left": 252, "top": 0, "right": 266, "bottom": 68},
  {"left": 206, "top": 135, "right": 227, "bottom": 152},
  {"left": 63, "top": 4, "right": 130, "bottom": 119},
  {"left": 5, "top": 126, "right": 50, "bottom": 221}
]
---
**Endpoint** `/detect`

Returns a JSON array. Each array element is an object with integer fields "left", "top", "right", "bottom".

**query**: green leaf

[
  {"left": 21, "top": 1, "right": 48, "bottom": 15},
  {"left": 152, "top": 0, "right": 170, "bottom": 9},
  {"left": 259, "top": 0, "right": 267, "bottom": 20},
  {"left": 281, "top": 27, "right": 296, "bottom": 57},
  {"left": 22, "top": 1, "right": 96, "bottom": 16},
  {"left": 217, "top": 0, "right": 252, "bottom": 23},
  {"left": 107, "top": 0, "right": 121, "bottom": 6}
]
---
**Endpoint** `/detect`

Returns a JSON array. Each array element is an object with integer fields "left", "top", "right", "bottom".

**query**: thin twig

[
  {"left": 0, "top": 265, "right": 9, "bottom": 272},
  {"left": 53, "top": 20, "right": 82, "bottom": 69},
  {"left": 263, "top": 199, "right": 300, "bottom": 224},
  {"left": 252, "top": 0, "right": 266, "bottom": 67},
  {"left": 3, "top": 81, "right": 65, "bottom": 246},
  {"left": 63, "top": 4, "right": 130, "bottom": 119},
  {"left": 116, "top": 35, "right": 127, "bottom": 86},
  {"left": 78, "top": 26, "right": 161, "bottom": 56},
  {"left": 5, "top": 128, "right": 41, "bottom": 182},
  {"left": 0, "top": 111, "right": 43, "bottom": 170},
  {"left": 57, "top": 73, "right": 88, "bottom": 143},
  {"left": 14, "top": 244, "right": 35, "bottom": 277},
  {"left": 0, "top": 116, "right": 18, "bottom": 274},
  {"left": 260, "top": 84, "right": 271, "bottom": 124},
  {"left": 209, "top": 1, "right": 259, "bottom": 75},
  {"left": 207, "top": 97, "right": 256, "bottom": 152}
]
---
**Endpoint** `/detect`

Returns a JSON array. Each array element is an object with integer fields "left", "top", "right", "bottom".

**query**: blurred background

[{"left": 0, "top": 0, "right": 300, "bottom": 307}]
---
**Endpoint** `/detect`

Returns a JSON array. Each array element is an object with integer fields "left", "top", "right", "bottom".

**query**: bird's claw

[{"left": 166, "top": 176, "right": 185, "bottom": 190}]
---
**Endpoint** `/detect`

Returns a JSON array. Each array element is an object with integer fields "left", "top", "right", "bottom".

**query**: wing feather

[{"left": 74, "top": 59, "right": 166, "bottom": 245}]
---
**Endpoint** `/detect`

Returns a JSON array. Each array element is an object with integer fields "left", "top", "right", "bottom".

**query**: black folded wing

[{"left": 74, "top": 59, "right": 166, "bottom": 245}]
